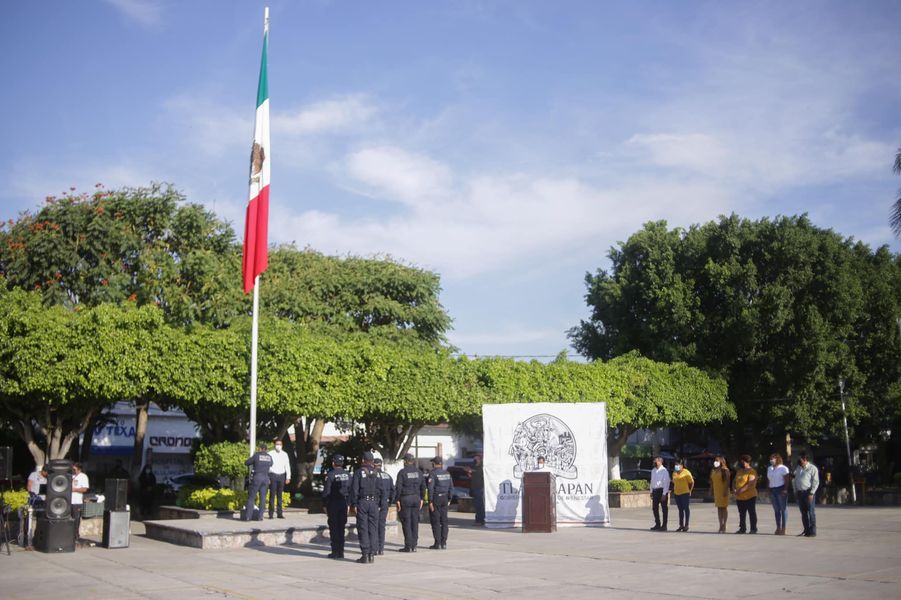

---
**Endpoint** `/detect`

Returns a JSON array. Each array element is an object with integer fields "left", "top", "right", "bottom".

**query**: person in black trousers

[
  {"left": 243, "top": 443, "right": 273, "bottom": 521},
  {"left": 427, "top": 456, "right": 453, "bottom": 549},
  {"left": 373, "top": 458, "right": 395, "bottom": 555},
  {"left": 394, "top": 453, "right": 425, "bottom": 552},
  {"left": 350, "top": 451, "right": 383, "bottom": 564},
  {"left": 321, "top": 454, "right": 350, "bottom": 558}
]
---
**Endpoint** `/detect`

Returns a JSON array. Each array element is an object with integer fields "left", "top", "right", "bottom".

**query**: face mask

[
  {"left": 275, "top": 445, "right": 282, "bottom": 452},
  {"left": 713, "top": 461, "right": 720, "bottom": 468},
  {"left": 674, "top": 465, "right": 682, "bottom": 472},
  {"left": 769, "top": 459, "right": 776, "bottom": 466}
]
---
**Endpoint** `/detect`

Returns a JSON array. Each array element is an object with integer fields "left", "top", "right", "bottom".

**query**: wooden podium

[{"left": 522, "top": 471, "right": 556, "bottom": 532}]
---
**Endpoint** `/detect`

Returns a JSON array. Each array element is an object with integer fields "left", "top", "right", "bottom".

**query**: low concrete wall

[
  {"left": 609, "top": 492, "right": 653, "bottom": 509},
  {"left": 144, "top": 520, "right": 400, "bottom": 550}
]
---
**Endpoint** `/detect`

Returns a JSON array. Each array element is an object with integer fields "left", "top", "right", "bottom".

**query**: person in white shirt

[
  {"left": 27, "top": 465, "right": 47, "bottom": 506},
  {"left": 767, "top": 453, "right": 790, "bottom": 535},
  {"left": 649, "top": 457, "right": 671, "bottom": 531},
  {"left": 267, "top": 439, "right": 291, "bottom": 519},
  {"left": 71, "top": 463, "right": 89, "bottom": 540},
  {"left": 533, "top": 456, "right": 550, "bottom": 472}
]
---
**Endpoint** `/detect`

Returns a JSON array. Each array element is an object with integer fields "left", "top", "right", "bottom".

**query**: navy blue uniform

[
  {"left": 322, "top": 467, "right": 351, "bottom": 557},
  {"left": 244, "top": 451, "right": 273, "bottom": 521},
  {"left": 427, "top": 467, "right": 453, "bottom": 547},
  {"left": 375, "top": 469, "right": 395, "bottom": 552},
  {"left": 351, "top": 465, "right": 383, "bottom": 557},
  {"left": 394, "top": 466, "right": 425, "bottom": 550}
]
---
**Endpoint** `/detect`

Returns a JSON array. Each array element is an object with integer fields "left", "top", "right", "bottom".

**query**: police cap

[
  {"left": 333, "top": 454, "right": 345, "bottom": 465},
  {"left": 373, "top": 458, "right": 383, "bottom": 465},
  {"left": 402, "top": 453, "right": 415, "bottom": 461},
  {"left": 431, "top": 456, "right": 443, "bottom": 465},
  {"left": 362, "top": 451, "right": 374, "bottom": 461}
]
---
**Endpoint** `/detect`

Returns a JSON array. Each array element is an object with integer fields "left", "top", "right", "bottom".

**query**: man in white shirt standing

[
  {"left": 27, "top": 465, "right": 47, "bottom": 506},
  {"left": 267, "top": 438, "right": 291, "bottom": 519},
  {"left": 649, "top": 456, "right": 671, "bottom": 531},
  {"left": 71, "top": 463, "right": 89, "bottom": 541}
]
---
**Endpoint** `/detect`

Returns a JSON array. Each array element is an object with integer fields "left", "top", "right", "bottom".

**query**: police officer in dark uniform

[
  {"left": 350, "top": 451, "right": 383, "bottom": 563},
  {"left": 373, "top": 457, "right": 395, "bottom": 555},
  {"left": 243, "top": 443, "right": 273, "bottom": 521},
  {"left": 427, "top": 456, "right": 453, "bottom": 549},
  {"left": 321, "top": 454, "right": 351, "bottom": 559},
  {"left": 394, "top": 452, "right": 425, "bottom": 552}
]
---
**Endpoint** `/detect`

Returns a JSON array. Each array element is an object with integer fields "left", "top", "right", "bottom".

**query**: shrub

[
  {"left": 194, "top": 442, "right": 249, "bottom": 485},
  {"left": 893, "top": 473, "right": 901, "bottom": 487},
  {"left": 630, "top": 479, "right": 650, "bottom": 491},
  {"left": 1, "top": 489, "right": 29, "bottom": 512},
  {"left": 608, "top": 479, "right": 632, "bottom": 493},
  {"left": 178, "top": 487, "right": 292, "bottom": 511}
]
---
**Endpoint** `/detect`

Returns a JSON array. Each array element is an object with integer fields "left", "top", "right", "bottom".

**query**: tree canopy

[{"left": 570, "top": 215, "right": 901, "bottom": 451}]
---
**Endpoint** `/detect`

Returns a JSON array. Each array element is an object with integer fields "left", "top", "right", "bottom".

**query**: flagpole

[
  {"left": 249, "top": 6, "right": 268, "bottom": 458},
  {"left": 250, "top": 274, "right": 260, "bottom": 457}
]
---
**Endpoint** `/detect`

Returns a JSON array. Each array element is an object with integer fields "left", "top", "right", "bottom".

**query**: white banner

[{"left": 483, "top": 403, "right": 609, "bottom": 527}]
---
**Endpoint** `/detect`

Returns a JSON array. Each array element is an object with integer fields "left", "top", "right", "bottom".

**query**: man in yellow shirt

[{"left": 732, "top": 454, "right": 758, "bottom": 534}]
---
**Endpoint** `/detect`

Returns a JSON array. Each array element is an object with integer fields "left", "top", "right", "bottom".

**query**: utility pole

[{"left": 839, "top": 378, "right": 856, "bottom": 504}]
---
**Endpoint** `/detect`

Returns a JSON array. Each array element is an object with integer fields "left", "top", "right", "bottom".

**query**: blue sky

[{"left": 2, "top": 1, "right": 899, "bottom": 358}]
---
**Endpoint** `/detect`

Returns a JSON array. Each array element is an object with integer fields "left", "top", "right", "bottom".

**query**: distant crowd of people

[{"left": 649, "top": 453, "right": 820, "bottom": 536}]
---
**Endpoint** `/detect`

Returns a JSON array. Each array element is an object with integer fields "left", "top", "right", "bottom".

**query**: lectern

[{"left": 522, "top": 471, "right": 556, "bottom": 532}]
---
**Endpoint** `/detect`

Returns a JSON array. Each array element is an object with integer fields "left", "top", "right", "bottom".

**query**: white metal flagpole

[{"left": 250, "top": 274, "right": 260, "bottom": 456}]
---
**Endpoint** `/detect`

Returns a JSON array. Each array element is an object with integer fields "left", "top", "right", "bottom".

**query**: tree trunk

[
  {"left": 132, "top": 399, "right": 150, "bottom": 478},
  {"left": 18, "top": 419, "right": 45, "bottom": 468},
  {"left": 607, "top": 424, "right": 636, "bottom": 480}
]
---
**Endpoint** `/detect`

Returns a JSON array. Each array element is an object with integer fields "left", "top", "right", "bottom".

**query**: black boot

[
  {"left": 367, "top": 553, "right": 375, "bottom": 563},
  {"left": 429, "top": 543, "right": 441, "bottom": 549},
  {"left": 398, "top": 547, "right": 411, "bottom": 552},
  {"left": 356, "top": 554, "right": 368, "bottom": 564},
  {"left": 411, "top": 546, "right": 417, "bottom": 552}
]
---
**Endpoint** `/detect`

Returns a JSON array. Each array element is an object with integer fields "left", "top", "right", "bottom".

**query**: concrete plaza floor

[{"left": 2, "top": 504, "right": 899, "bottom": 599}]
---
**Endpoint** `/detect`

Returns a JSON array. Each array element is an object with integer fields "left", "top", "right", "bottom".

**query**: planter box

[{"left": 609, "top": 491, "right": 653, "bottom": 509}]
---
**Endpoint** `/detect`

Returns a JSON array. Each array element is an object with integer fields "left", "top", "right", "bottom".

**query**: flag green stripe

[{"left": 256, "top": 32, "right": 268, "bottom": 108}]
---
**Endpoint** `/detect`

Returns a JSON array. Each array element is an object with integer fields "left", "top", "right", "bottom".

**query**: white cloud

[
  {"left": 344, "top": 146, "right": 453, "bottom": 206},
  {"left": 269, "top": 144, "right": 736, "bottom": 280},
  {"left": 274, "top": 95, "right": 377, "bottom": 135},
  {"left": 102, "top": 0, "right": 163, "bottom": 28},
  {"left": 161, "top": 97, "right": 248, "bottom": 158}
]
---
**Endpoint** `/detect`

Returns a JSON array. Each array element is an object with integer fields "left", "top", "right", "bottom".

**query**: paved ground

[{"left": 2, "top": 505, "right": 900, "bottom": 599}]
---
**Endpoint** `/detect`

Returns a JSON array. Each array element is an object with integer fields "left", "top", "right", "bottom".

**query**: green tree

[
  {"left": 0, "top": 288, "right": 179, "bottom": 466},
  {"left": 460, "top": 353, "right": 732, "bottom": 478},
  {"left": 0, "top": 183, "right": 243, "bottom": 326},
  {"left": 570, "top": 215, "right": 901, "bottom": 458},
  {"left": 262, "top": 247, "right": 452, "bottom": 344}
]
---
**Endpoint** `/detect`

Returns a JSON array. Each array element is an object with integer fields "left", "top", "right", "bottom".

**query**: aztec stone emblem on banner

[{"left": 509, "top": 413, "right": 578, "bottom": 479}]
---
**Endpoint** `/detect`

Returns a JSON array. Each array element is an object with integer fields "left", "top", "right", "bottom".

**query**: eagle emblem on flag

[{"left": 250, "top": 142, "right": 266, "bottom": 183}]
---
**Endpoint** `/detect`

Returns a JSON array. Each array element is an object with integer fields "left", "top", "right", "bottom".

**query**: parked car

[
  {"left": 447, "top": 466, "right": 472, "bottom": 490},
  {"left": 163, "top": 472, "right": 220, "bottom": 494}
]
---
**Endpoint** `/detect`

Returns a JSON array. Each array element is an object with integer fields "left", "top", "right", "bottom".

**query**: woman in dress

[{"left": 710, "top": 455, "right": 730, "bottom": 533}]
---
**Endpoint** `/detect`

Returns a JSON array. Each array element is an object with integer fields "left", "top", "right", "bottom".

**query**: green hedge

[
  {"left": 630, "top": 479, "right": 650, "bottom": 491},
  {"left": 178, "top": 487, "right": 292, "bottom": 511},
  {"left": 1, "top": 489, "right": 29, "bottom": 512},
  {"left": 608, "top": 479, "right": 632, "bottom": 492}
]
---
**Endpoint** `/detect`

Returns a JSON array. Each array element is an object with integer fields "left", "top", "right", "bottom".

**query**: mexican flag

[{"left": 242, "top": 17, "right": 270, "bottom": 294}]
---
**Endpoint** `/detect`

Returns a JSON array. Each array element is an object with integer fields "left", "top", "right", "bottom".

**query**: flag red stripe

[{"left": 242, "top": 184, "right": 269, "bottom": 294}]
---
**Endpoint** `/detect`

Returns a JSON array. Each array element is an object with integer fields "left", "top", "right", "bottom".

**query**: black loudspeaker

[
  {"left": 0, "top": 447, "right": 11, "bottom": 480},
  {"left": 33, "top": 517, "right": 76, "bottom": 553},
  {"left": 45, "top": 460, "right": 73, "bottom": 520},
  {"left": 105, "top": 479, "right": 128, "bottom": 511},
  {"left": 102, "top": 510, "right": 130, "bottom": 549}
]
